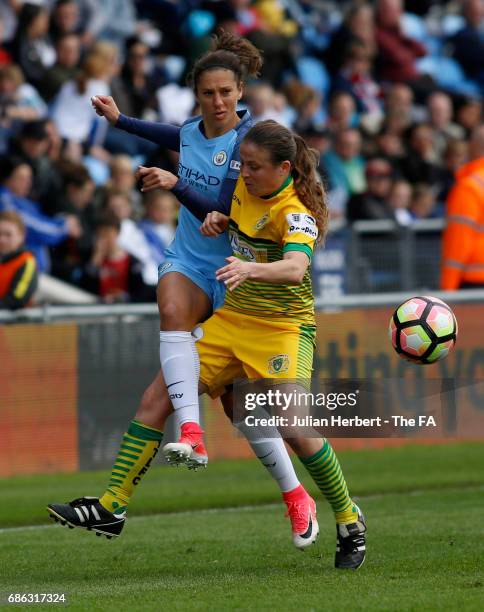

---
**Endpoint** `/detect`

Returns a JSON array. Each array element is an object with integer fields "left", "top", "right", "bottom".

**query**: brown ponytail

[
  {"left": 243, "top": 120, "right": 329, "bottom": 243},
  {"left": 188, "top": 30, "right": 263, "bottom": 91},
  {"left": 292, "top": 134, "right": 329, "bottom": 243}
]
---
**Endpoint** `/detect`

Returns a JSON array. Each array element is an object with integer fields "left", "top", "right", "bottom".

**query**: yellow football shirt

[{"left": 223, "top": 175, "right": 317, "bottom": 324}]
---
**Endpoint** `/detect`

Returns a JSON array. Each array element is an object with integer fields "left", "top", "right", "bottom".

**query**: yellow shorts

[{"left": 198, "top": 307, "right": 316, "bottom": 397}]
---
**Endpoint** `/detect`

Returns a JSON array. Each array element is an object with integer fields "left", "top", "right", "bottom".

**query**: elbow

[{"left": 287, "top": 268, "right": 306, "bottom": 285}]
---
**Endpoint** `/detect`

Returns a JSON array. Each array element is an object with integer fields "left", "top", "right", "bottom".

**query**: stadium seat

[
  {"left": 296, "top": 56, "right": 330, "bottom": 96},
  {"left": 441, "top": 14, "right": 466, "bottom": 37},
  {"left": 416, "top": 56, "right": 481, "bottom": 97},
  {"left": 402, "top": 12, "right": 428, "bottom": 43}
]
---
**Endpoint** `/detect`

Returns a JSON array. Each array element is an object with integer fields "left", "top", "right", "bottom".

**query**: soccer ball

[{"left": 389, "top": 296, "right": 458, "bottom": 364}]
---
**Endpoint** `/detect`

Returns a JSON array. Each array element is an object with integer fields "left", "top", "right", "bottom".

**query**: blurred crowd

[{"left": 1, "top": 0, "right": 483, "bottom": 305}]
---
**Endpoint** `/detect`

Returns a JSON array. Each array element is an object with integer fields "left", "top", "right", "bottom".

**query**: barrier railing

[{"left": 312, "top": 218, "right": 445, "bottom": 298}]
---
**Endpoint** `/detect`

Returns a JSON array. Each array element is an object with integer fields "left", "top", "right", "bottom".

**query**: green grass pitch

[{"left": 1, "top": 443, "right": 483, "bottom": 611}]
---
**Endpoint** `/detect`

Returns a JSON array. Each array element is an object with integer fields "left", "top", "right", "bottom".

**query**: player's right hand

[
  {"left": 200, "top": 211, "right": 229, "bottom": 236},
  {"left": 91, "top": 95, "right": 120, "bottom": 125}
]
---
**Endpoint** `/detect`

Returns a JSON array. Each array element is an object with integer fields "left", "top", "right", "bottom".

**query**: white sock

[
  {"left": 159, "top": 331, "right": 200, "bottom": 426},
  {"left": 235, "top": 418, "right": 300, "bottom": 493}
]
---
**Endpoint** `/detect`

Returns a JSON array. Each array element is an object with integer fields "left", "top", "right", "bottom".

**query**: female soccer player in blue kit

[{"left": 48, "top": 33, "right": 325, "bottom": 551}]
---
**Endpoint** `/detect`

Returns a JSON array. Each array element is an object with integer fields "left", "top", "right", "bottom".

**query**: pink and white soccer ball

[{"left": 389, "top": 296, "right": 458, "bottom": 364}]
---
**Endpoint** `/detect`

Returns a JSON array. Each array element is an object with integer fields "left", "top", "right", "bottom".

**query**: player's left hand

[
  {"left": 216, "top": 256, "right": 255, "bottom": 291},
  {"left": 136, "top": 166, "right": 178, "bottom": 192}
]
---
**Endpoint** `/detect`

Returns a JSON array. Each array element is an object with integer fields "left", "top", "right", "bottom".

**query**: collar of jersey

[
  {"left": 261, "top": 175, "right": 293, "bottom": 200},
  {"left": 198, "top": 109, "right": 251, "bottom": 140}
]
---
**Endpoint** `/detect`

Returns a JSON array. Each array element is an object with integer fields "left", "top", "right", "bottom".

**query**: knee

[{"left": 158, "top": 298, "right": 189, "bottom": 330}]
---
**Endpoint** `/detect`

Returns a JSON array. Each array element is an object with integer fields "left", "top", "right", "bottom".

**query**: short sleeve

[{"left": 276, "top": 205, "right": 318, "bottom": 260}]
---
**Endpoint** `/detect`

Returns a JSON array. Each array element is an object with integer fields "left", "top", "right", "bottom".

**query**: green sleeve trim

[
  {"left": 128, "top": 420, "right": 164, "bottom": 441},
  {"left": 283, "top": 243, "right": 313, "bottom": 260}
]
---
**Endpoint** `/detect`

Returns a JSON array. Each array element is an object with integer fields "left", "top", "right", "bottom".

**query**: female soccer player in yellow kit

[
  {"left": 48, "top": 119, "right": 366, "bottom": 569},
  {"left": 198, "top": 120, "right": 366, "bottom": 570}
]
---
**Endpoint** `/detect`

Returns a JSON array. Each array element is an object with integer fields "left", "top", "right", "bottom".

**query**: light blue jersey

[{"left": 161, "top": 111, "right": 252, "bottom": 309}]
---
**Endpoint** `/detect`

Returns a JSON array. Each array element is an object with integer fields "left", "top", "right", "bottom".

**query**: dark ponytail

[
  {"left": 243, "top": 120, "right": 329, "bottom": 243},
  {"left": 187, "top": 30, "right": 263, "bottom": 91},
  {"left": 292, "top": 134, "right": 329, "bottom": 243}
]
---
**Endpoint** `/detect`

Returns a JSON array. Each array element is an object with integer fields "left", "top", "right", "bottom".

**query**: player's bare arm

[{"left": 216, "top": 251, "right": 309, "bottom": 291}]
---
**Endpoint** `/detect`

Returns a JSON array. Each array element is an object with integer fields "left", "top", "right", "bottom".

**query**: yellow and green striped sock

[
  {"left": 299, "top": 439, "right": 358, "bottom": 524},
  {"left": 99, "top": 420, "right": 163, "bottom": 514}
]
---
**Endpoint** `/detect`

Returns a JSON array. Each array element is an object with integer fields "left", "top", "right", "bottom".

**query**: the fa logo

[{"left": 213, "top": 150, "right": 227, "bottom": 166}]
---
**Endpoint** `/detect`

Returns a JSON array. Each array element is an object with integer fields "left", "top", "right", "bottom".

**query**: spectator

[
  {"left": 449, "top": 0, "right": 484, "bottom": 87},
  {"left": 426, "top": 92, "right": 465, "bottom": 160},
  {"left": 49, "top": 0, "right": 82, "bottom": 43},
  {"left": 80, "top": 0, "right": 136, "bottom": 52},
  {"left": 375, "top": 0, "right": 427, "bottom": 86},
  {"left": 51, "top": 162, "right": 96, "bottom": 285},
  {"left": 455, "top": 97, "right": 482, "bottom": 137},
  {"left": 81, "top": 210, "right": 154, "bottom": 303},
  {"left": 0, "top": 15, "right": 13, "bottom": 66},
  {"left": 9, "top": 119, "right": 63, "bottom": 214},
  {"left": 0, "top": 209, "right": 38, "bottom": 309},
  {"left": 95, "top": 154, "right": 142, "bottom": 217},
  {"left": 50, "top": 42, "right": 114, "bottom": 152},
  {"left": 438, "top": 139, "right": 468, "bottom": 202},
  {"left": 324, "top": 3, "right": 376, "bottom": 76},
  {"left": 410, "top": 183, "right": 439, "bottom": 219},
  {"left": 326, "top": 91, "right": 357, "bottom": 133},
  {"left": 39, "top": 33, "right": 81, "bottom": 103},
  {"left": 388, "top": 178, "right": 413, "bottom": 225},
  {"left": 332, "top": 40, "right": 383, "bottom": 131},
  {"left": 0, "top": 64, "right": 48, "bottom": 143},
  {"left": 300, "top": 124, "right": 331, "bottom": 158},
  {"left": 246, "top": 82, "right": 290, "bottom": 125},
  {"left": 346, "top": 157, "right": 394, "bottom": 222},
  {"left": 119, "top": 37, "right": 158, "bottom": 119},
  {"left": 139, "top": 189, "right": 177, "bottom": 268},
  {"left": 246, "top": 0, "right": 298, "bottom": 86},
  {"left": 10, "top": 3, "right": 56, "bottom": 90},
  {"left": 322, "top": 128, "right": 366, "bottom": 217},
  {"left": 104, "top": 188, "right": 158, "bottom": 286},
  {"left": 399, "top": 123, "right": 442, "bottom": 185},
  {"left": 283, "top": 80, "right": 320, "bottom": 132},
  {"left": 441, "top": 125, "right": 484, "bottom": 289},
  {"left": 375, "top": 126, "right": 406, "bottom": 164},
  {"left": 0, "top": 2, "right": 18, "bottom": 45},
  {"left": 384, "top": 83, "right": 418, "bottom": 133},
  {"left": 0, "top": 156, "right": 81, "bottom": 272}
]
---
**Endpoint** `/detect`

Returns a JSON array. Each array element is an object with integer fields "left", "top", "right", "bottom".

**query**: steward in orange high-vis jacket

[
  {"left": 441, "top": 129, "right": 484, "bottom": 290},
  {"left": 0, "top": 211, "right": 38, "bottom": 310}
]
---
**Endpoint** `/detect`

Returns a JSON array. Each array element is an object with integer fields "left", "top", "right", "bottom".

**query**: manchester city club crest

[
  {"left": 213, "top": 150, "right": 227, "bottom": 166},
  {"left": 268, "top": 354, "right": 290, "bottom": 374}
]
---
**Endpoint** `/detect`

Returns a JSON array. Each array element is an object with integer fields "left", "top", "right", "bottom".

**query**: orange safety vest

[
  {"left": 0, "top": 249, "right": 37, "bottom": 302},
  {"left": 441, "top": 157, "right": 484, "bottom": 290}
]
